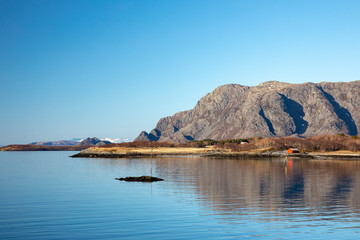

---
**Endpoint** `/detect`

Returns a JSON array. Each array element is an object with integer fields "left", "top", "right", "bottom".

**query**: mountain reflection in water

[
  {"left": 114, "top": 157, "right": 360, "bottom": 222},
  {"left": 81, "top": 156, "right": 360, "bottom": 239},
  {"left": 2, "top": 152, "right": 360, "bottom": 239}
]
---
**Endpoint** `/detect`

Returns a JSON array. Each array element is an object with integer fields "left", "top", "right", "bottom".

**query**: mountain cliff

[{"left": 135, "top": 81, "right": 360, "bottom": 142}]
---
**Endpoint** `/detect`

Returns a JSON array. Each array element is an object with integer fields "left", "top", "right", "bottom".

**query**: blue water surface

[{"left": 0, "top": 151, "right": 360, "bottom": 239}]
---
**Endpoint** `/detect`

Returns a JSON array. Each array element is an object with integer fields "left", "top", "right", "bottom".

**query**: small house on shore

[{"left": 287, "top": 148, "right": 299, "bottom": 153}]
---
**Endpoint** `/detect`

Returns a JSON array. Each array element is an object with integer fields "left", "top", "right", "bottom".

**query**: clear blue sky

[{"left": 1, "top": 0, "right": 360, "bottom": 145}]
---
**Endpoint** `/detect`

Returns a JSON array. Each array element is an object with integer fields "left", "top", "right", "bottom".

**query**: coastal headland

[
  {"left": 70, "top": 135, "right": 360, "bottom": 160},
  {"left": 3, "top": 135, "right": 360, "bottom": 160}
]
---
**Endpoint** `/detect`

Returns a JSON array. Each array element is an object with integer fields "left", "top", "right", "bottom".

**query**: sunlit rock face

[{"left": 136, "top": 81, "right": 360, "bottom": 142}]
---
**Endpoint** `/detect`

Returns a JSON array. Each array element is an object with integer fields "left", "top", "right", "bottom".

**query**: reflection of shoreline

[
  {"left": 154, "top": 158, "right": 360, "bottom": 217},
  {"left": 88, "top": 157, "right": 360, "bottom": 219}
]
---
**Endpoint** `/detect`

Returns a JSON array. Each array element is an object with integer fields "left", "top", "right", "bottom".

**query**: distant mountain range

[
  {"left": 1, "top": 137, "right": 130, "bottom": 151},
  {"left": 136, "top": 81, "right": 360, "bottom": 142},
  {"left": 30, "top": 137, "right": 129, "bottom": 146},
  {"left": 30, "top": 140, "right": 79, "bottom": 146}
]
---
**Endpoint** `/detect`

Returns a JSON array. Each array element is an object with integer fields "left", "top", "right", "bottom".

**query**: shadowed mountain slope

[{"left": 135, "top": 81, "right": 360, "bottom": 143}]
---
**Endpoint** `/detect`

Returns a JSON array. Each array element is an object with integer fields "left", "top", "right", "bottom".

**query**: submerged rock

[{"left": 115, "top": 176, "right": 164, "bottom": 182}]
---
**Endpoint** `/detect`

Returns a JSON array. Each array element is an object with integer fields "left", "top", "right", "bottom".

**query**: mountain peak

[{"left": 135, "top": 80, "right": 360, "bottom": 142}]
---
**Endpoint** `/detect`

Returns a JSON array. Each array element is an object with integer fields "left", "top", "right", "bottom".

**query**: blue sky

[{"left": 1, "top": 0, "right": 360, "bottom": 145}]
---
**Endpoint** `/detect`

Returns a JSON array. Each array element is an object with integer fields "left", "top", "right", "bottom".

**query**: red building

[{"left": 287, "top": 148, "right": 299, "bottom": 153}]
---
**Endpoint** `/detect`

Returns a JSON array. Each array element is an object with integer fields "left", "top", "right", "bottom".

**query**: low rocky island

[
  {"left": 0, "top": 137, "right": 113, "bottom": 151},
  {"left": 0, "top": 145, "right": 91, "bottom": 151}
]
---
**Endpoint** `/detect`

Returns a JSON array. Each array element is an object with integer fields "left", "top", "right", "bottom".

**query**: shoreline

[
  {"left": 0, "top": 145, "right": 92, "bottom": 151},
  {"left": 2, "top": 145, "right": 360, "bottom": 160},
  {"left": 70, "top": 149, "right": 360, "bottom": 160}
]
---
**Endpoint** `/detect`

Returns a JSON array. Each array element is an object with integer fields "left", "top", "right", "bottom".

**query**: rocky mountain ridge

[
  {"left": 1, "top": 137, "right": 112, "bottom": 151},
  {"left": 77, "top": 137, "right": 111, "bottom": 146},
  {"left": 135, "top": 81, "right": 360, "bottom": 142}
]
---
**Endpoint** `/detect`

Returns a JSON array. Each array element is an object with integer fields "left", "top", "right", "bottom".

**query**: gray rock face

[{"left": 135, "top": 81, "right": 360, "bottom": 142}]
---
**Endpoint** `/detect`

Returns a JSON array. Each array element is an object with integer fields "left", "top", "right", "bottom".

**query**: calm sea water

[{"left": 1, "top": 152, "right": 360, "bottom": 239}]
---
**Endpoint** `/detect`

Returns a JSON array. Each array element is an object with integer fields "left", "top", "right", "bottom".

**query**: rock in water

[{"left": 115, "top": 176, "right": 164, "bottom": 182}]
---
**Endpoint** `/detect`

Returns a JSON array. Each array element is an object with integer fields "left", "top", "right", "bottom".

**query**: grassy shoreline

[
  {"left": 3, "top": 135, "right": 360, "bottom": 160},
  {"left": 70, "top": 146, "right": 360, "bottom": 160}
]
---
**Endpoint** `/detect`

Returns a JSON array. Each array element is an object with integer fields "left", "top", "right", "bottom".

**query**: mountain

[
  {"left": 30, "top": 137, "right": 112, "bottom": 146},
  {"left": 30, "top": 140, "right": 78, "bottom": 146},
  {"left": 135, "top": 81, "right": 360, "bottom": 143},
  {"left": 77, "top": 137, "right": 111, "bottom": 146},
  {"left": 1, "top": 137, "right": 115, "bottom": 151}
]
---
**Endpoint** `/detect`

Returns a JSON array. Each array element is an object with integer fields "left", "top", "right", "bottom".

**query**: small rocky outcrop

[
  {"left": 115, "top": 176, "right": 164, "bottom": 182},
  {"left": 135, "top": 81, "right": 360, "bottom": 142}
]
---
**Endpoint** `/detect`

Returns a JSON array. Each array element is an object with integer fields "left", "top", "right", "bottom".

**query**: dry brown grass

[
  {"left": 97, "top": 141, "right": 206, "bottom": 148},
  {"left": 216, "top": 135, "right": 360, "bottom": 153},
  {"left": 87, "top": 145, "right": 217, "bottom": 154},
  {"left": 249, "top": 147, "right": 275, "bottom": 153},
  {"left": 88, "top": 135, "right": 360, "bottom": 154},
  {"left": 309, "top": 150, "right": 360, "bottom": 155}
]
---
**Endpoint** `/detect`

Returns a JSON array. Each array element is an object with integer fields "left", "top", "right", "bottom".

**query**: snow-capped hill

[
  {"left": 101, "top": 137, "right": 130, "bottom": 143},
  {"left": 28, "top": 137, "right": 129, "bottom": 146}
]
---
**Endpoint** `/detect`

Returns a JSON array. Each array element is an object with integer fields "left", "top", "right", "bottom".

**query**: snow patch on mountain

[
  {"left": 101, "top": 137, "right": 130, "bottom": 143},
  {"left": 70, "top": 138, "right": 84, "bottom": 142}
]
